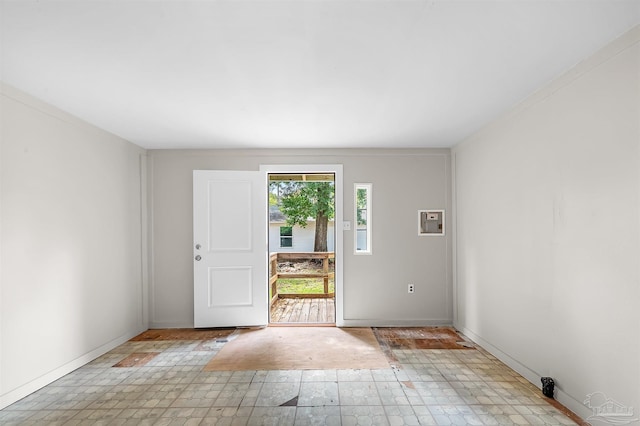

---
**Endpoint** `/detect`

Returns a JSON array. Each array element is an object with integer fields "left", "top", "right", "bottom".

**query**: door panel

[
  {"left": 193, "top": 170, "right": 267, "bottom": 328},
  {"left": 208, "top": 267, "right": 253, "bottom": 306},
  {"left": 207, "top": 180, "right": 252, "bottom": 251}
]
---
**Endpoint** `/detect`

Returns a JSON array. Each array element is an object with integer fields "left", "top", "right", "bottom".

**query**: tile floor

[{"left": 0, "top": 328, "right": 581, "bottom": 425}]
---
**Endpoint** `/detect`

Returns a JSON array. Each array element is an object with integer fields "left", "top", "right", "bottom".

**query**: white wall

[
  {"left": 0, "top": 84, "right": 147, "bottom": 409},
  {"left": 452, "top": 27, "right": 639, "bottom": 419},
  {"left": 148, "top": 149, "right": 451, "bottom": 328}
]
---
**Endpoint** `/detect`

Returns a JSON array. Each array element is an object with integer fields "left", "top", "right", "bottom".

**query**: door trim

[{"left": 260, "top": 164, "right": 344, "bottom": 327}]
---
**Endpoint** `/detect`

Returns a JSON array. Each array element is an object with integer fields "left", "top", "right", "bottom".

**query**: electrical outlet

[{"left": 408, "top": 284, "right": 415, "bottom": 294}]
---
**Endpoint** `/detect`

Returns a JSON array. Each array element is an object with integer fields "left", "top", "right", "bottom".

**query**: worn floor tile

[
  {"left": 0, "top": 328, "right": 583, "bottom": 425},
  {"left": 295, "top": 406, "right": 342, "bottom": 426},
  {"left": 298, "top": 381, "right": 340, "bottom": 406}
]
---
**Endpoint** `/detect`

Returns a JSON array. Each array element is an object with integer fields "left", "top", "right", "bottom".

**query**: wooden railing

[{"left": 269, "top": 252, "right": 335, "bottom": 306}]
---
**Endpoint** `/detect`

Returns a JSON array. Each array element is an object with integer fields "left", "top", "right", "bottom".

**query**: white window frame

[
  {"left": 279, "top": 225, "right": 293, "bottom": 248},
  {"left": 354, "top": 183, "right": 372, "bottom": 255}
]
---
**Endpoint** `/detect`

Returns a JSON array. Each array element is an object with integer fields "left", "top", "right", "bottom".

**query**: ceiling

[{"left": 1, "top": 1, "right": 639, "bottom": 150}]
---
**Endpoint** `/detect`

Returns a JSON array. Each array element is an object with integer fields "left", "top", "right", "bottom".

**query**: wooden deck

[{"left": 270, "top": 297, "right": 335, "bottom": 324}]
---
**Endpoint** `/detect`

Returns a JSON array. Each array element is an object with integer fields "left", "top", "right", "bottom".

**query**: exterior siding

[{"left": 269, "top": 221, "right": 335, "bottom": 253}]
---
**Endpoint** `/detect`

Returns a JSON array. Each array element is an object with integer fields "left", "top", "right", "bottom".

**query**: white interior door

[{"left": 193, "top": 170, "right": 268, "bottom": 328}]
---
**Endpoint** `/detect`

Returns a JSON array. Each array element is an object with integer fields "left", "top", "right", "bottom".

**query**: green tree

[
  {"left": 272, "top": 181, "right": 334, "bottom": 252},
  {"left": 356, "top": 187, "right": 368, "bottom": 225},
  {"left": 269, "top": 192, "right": 279, "bottom": 206}
]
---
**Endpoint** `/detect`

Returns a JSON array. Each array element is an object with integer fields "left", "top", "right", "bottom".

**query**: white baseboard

[
  {"left": 148, "top": 322, "right": 195, "bottom": 329},
  {"left": 0, "top": 329, "right": 142, "bottom": 410},
  {"left": 457, "top": 326, "right": 592, "bottom": 422},
  {"left": 340, "top": 319, "right": 453, "bottom": 327}
]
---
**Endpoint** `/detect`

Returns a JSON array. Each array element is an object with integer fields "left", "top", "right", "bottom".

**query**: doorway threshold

[{"left": 269, "top": 322, "right": 336, "bottom": 327}]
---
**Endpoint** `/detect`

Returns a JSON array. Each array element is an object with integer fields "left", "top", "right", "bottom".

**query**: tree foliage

[
  {"left": 356, "top": 187, "right": 368, "bottom": 226},
  {"left": 279, "top": 182, "right": 334, "bottom": 227},
  {"left": 270, "top": 181, "right": 335, "bottom": 252}
]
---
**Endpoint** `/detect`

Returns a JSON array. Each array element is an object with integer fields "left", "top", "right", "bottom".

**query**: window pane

[
  {"left": 280, "top": 226, "right": 292, "bottom": 237},
  {"left": 357, "top": 208, "right": 367, "bottom": 226},
  {"left": 356, "top": 229, "right": 367, "bottom": 251}
]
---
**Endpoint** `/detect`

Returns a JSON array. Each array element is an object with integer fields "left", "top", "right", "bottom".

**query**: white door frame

[{"left": 260, "top": 164, "right": 344, "bottom": 327}]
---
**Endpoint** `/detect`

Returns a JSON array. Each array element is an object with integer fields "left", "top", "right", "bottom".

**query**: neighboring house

[{"left": 269, "top": 205, "right": 335, "bottom": 253}]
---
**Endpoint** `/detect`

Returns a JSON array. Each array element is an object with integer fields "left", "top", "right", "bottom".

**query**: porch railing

[{"left": 269, "top": 252, "right": 335, "bottom": 306}]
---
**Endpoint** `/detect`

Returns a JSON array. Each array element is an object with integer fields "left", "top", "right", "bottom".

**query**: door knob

[
  {"left": 195, "top": 255, "right": 202, "bottom": 261},
  {"left": 195, "top": 244, "right": 201, "bottom": 250}
]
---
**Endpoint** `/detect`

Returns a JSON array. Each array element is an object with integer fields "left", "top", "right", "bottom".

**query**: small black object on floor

[{"left": 541, "top": 377, "right": 555, "bottom": 399}]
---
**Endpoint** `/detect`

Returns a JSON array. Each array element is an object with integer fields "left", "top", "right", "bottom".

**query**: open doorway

[{"left": 267, "top": 173, "right": 336, "bottom": 324}]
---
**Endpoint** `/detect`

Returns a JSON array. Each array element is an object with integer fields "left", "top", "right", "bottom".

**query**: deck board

[{"left": 271, "top": 297, "right": 335, "bottom": 324}]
